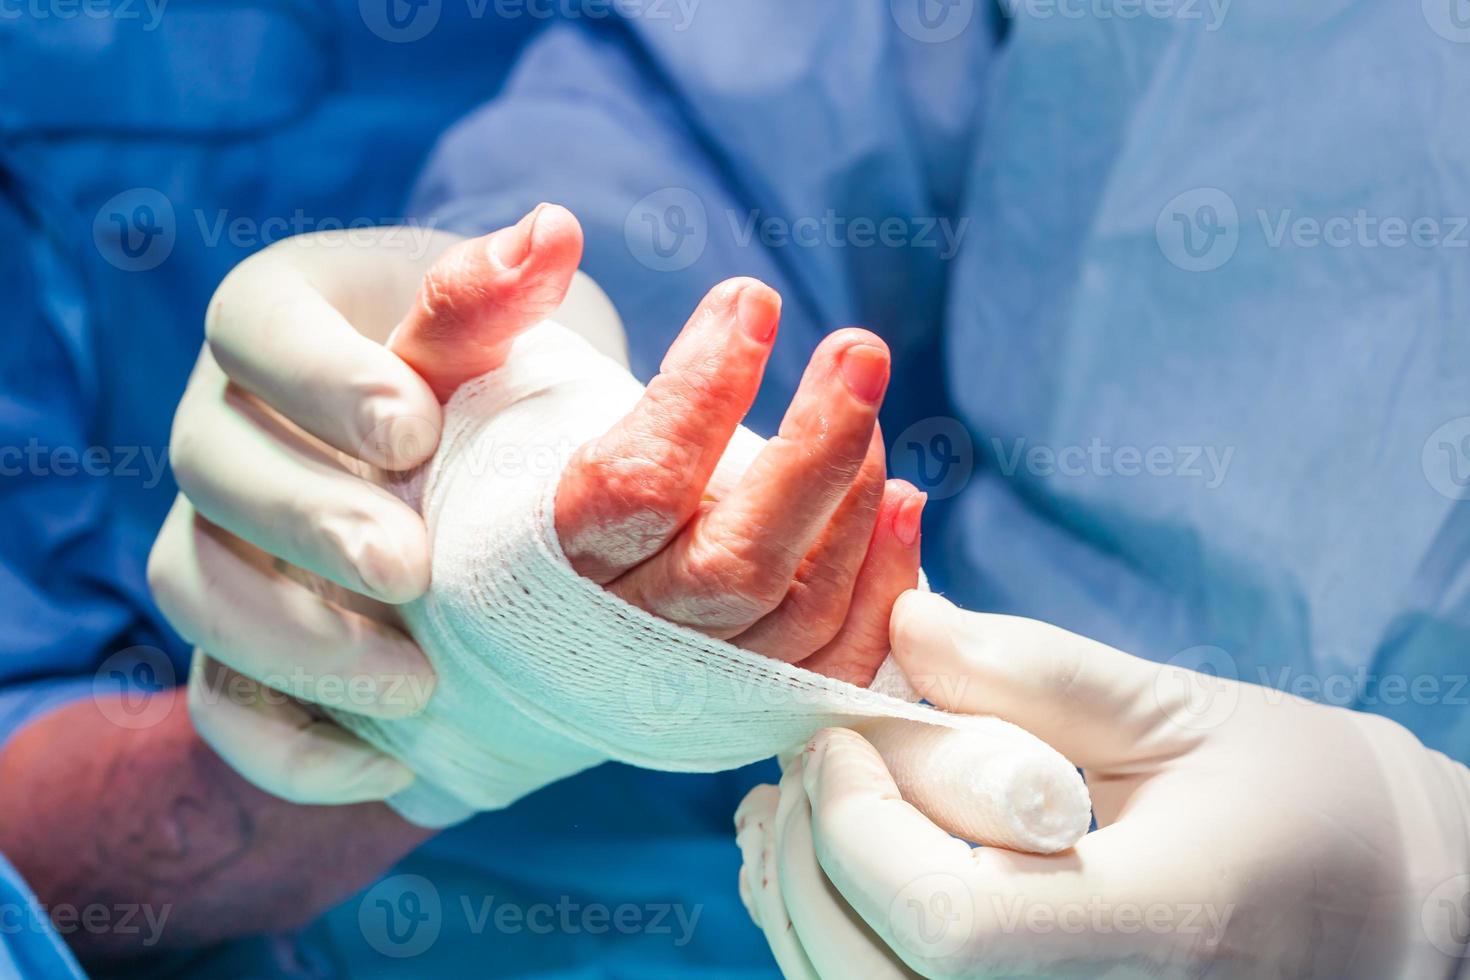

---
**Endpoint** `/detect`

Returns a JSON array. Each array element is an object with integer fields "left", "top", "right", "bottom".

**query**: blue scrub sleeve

[
  {"left": 0, "top": 855, "right": 86, "bottom": 979},
  {"left": 409, "top": 12, "right": 984, "bottom": 436},
  {"left": 0, "top": 187, "right": 186, "bottom": 753},
  {"left": 408, "top": 21, "right": 817, "bottom": 433}
]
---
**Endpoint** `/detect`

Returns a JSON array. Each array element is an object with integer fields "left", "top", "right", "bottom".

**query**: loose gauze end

[{"left": 330, "top": 321, "right": 1092, "bottom": 853}]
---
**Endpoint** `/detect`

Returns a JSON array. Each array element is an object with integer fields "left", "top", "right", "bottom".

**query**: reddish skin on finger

[
  {"left": 730, "top": 427, "right": 887, "bottom": 661},
  {"left": 797, "top": 480, "right": 924, "bottom": 686},
  {"left": 390, "top": 203, "right": 585, "bottom": 402},
  {"left": 556, "top": 278, "right": 781, "bottom": 583},
  {"left": 607, "top": 329, "right": 890, "bottom": 638}
]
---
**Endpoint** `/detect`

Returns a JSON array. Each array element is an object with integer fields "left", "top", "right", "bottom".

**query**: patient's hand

[{"left": 393, "top": 206, "right": 922, "bottom": 685}]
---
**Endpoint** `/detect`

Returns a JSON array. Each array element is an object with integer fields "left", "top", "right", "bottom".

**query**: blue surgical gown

[{"left": 3, "top": 2, "right": 1469, "bottom": 976}]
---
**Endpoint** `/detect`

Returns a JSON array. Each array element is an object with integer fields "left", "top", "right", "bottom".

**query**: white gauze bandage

[{"left": 333, "top": 322, "right": 1091, "bottom": 853}]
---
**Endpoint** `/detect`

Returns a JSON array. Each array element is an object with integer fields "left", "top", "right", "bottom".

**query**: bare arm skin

[{"left": 0, "top": 690, "right": 431, "bottom": 962}]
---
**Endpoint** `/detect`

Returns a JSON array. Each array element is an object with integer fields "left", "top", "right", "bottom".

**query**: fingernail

[
  {"left": 893, "top": 489, "right": 926, "bottom": 547},
  {"left": 838, "top": 344, "right": 889, "bottom": 404},
  {"left": 737, "top": 283, "right": 780, "bottom": 343},
  {"left": 489, "top": 203, "right": 547, "bottom": 270}
]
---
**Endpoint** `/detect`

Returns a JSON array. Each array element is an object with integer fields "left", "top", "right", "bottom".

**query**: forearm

[{"left": 0, "top": 689, "right": 432, "bottom": 962}]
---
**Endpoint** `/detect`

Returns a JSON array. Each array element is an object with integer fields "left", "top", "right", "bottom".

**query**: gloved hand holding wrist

[{"left": 152, "top": 207, "right": 628, "bottom": 811}]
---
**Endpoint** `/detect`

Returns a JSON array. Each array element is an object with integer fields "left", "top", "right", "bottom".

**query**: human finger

[
  {"left": 169, "top": 350, "right": 430, "bottom": 604},
  {"left": 187, "top": 652, "right": 416, "bottom": 806},
  {"left": 735, "top": 782, "right": 821, "bottom": 980},
  {"left": 735, "top": 783, "right": 781, "bottom": 929},
  {"left": 795, "top": 480, "right": 924, "bottom": 686},
  {"left": 204, "top": 231, "right": 446, "bottom": 471},
  {"left": 389, "top": 203, "right": 586, "bottom": 402},
  {"left": 148, "top": 497, "right": 433, "bottom": 718},
  {"left": 801, "top": 728, "right": 1139, "bottom": 977},
  {"left": 556, "top": 278, "right": 781, "bottom": 583},
  {"left": 610, "top": 329, "right": 889, "bottom": 635},
  {"left": 889, "top": 591, "right": 1206, "bottom": 772},
  {"left": 774, "top": 756, "right": 920, "bottom": 980},
  {"left": 731, "top": 430, "right": 886, "bottom": 662}
]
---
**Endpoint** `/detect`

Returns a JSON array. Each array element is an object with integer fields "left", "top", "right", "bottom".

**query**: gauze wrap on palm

[{"left": 332, "top": 322, "right": 1092, "bottom": 852}]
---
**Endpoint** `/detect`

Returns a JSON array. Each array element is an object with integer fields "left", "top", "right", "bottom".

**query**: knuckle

[
  {"left": 314, "top": 508, "right": 397, "bottom": 595},
  {"left": 578, "top": 440, "right": 698, "bottom": 528},
  {"left": 652, "top": 364, "right": 727, "bottom": 413},
  {"left": 202, "top": 267, "right": 245, "bottom": 347},
  {"left": 145, "top": 546, "right": 181, "bottom": 623},
  {"left": 167, "top": 416, "right": 203, "bottom": 497},
  {"left": 147, "top": 534, "right": 198, "bottom": 640},
  {"left": 687, "top": 533, "right": 790, "bottom": 616},
  {"left": 417, "top": 247, "right": 489, "bottom": 330},
  {"left": 784, "top": 569, "right": 854, "bottom": 646}
]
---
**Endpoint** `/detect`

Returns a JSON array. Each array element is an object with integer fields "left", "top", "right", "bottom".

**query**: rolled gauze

[{"left": 331, "top": 321, "right": 1092, "bottom": 853}]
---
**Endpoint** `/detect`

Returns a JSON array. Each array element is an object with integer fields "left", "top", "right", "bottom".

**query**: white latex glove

[
  {"left": 737, "top": 590, "right": 1470, "bottom": 979},
  {"left": 149, "top": 210, "right": 626, "bottom": 808}
]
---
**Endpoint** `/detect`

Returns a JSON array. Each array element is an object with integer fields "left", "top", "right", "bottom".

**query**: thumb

[
  {"left": 389, "top": 203, "right": 584, "bottom": 402},
  {"left": 889, "top": 591, "right": 1220, "bottom": 772}
]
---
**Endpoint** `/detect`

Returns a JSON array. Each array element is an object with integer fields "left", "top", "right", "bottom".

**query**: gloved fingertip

[
  {"left": 350, "top": 518, "right": 432, "bottom": 605},
  {"left": 351, "top": 756, "right": 417, "bottom": 801},
  {"left": 889, "top": 590, "right": 960, "bottom": 668},
  {"left": 354, "top": 396, "right": 442, "bottom": 472},
  {"left": 735, "top": 784, "right": 779, "bottom": 833}
]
